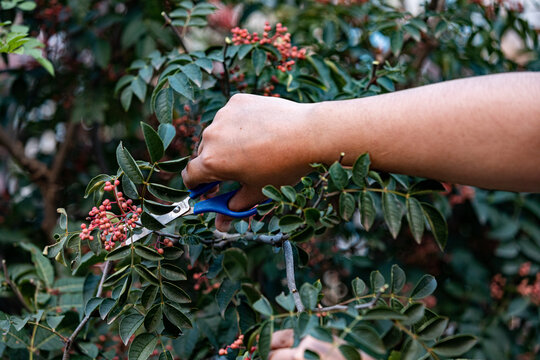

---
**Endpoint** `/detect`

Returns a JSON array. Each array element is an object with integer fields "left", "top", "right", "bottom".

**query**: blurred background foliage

[{"left": 0, "top": 0, "right": 539, "bottom": 359}]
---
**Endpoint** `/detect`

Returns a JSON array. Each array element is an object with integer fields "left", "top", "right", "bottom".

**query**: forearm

[{"left": 310, "top": 72, "right": 540, "bottom": 192}]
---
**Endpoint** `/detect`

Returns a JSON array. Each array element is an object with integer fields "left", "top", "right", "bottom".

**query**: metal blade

[{"left": 124, "top": 198, "right": 191, "bottom": 245}]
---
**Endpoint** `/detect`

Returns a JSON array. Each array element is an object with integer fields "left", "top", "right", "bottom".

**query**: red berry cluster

[
  {"left": 79, "top": 179, "right": 142, "bottom": 251},
  {"left": 218, "top": 334, "right": 244, "bottom": 355},
  {"left": 490, "top": 273, "right": 506, "bottom": 300},
  {"left": 231, "top": 22, "right": 307, "bottom": 72}
]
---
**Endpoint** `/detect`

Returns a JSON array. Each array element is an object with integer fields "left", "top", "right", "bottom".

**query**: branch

[
  {"left": 62, "top": 260, "right": 112, "bottom": 360},
  {"left": 0, "top": 127, "right": 50, "bottom": 184},
  {"left": 161, "top": 12, "right": 188, "bottom": 53},
  {"left": 50, "top": 121, "right": 77, "bottom": 184},
  {"left": 283, "top": 240, "right": 304, "bottom": 312},
  {"left": 1, "top": 259, "right": 32, "bottom": 312},
  {"left": 312, "top": 290, "right": 384, "bottom": 313}
]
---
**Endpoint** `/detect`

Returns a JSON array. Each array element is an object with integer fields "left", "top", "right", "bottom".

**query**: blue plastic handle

[
  {"left": 189, "top": 181, "right": 270, "bottom": 218},
  {"left": 189, "top": 181, "right": 221, "bottom": 199}
]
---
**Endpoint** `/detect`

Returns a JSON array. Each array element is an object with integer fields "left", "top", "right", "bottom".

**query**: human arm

[{"left": 182, "top": 72, "right": 540, "bottom": 230}]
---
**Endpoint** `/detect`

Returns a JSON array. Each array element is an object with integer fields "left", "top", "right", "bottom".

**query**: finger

[
  {"left": 196, "top": 138, "right": 204, "bottom": 156},
  {"left": 271, "top": 329, "right": 295, "bottom": 350},
  {"left": 181, "top": 156, "right": 216, "bottom": 190},
  {"left": 268, "top": 348, "right": 297, "bottom": 360}
]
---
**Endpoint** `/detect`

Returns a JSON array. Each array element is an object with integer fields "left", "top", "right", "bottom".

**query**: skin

[
  {"left": 182, "top": 72, "right": 540, "bottom": 357},
  {"left": 269, "top": 329, "right": 375, "bottom": 360},
  {"left": 182, "top": 72, "right": 540, "bottom": 231}
]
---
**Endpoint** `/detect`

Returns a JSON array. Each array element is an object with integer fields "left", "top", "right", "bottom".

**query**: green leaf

[
  {"left": 158, "top": 123, "right": 176, "bottom": 150},
  {"left": 32, "top": 249, "right": 54, "bottom": 288},
  {"left": 163, "top": 303, "right": 192, "bottom": 329},
  {"left": 158, "top": 351, "right": 173, "bottom": 360},
  {"left": 122, "top": 175, "right": 139, "bottom": 199},
  {"left": 134, "top": 244, "right": 164, "bottom": 261},
  {"left": 148, "top": 183, "right": 189, "bottom": 202},
  {"left": 417, "top": 317, "right": 448, "bottom": 340},
  {"left": 401, "top": 338, "right": 422, "bottom": 360},
  {"left": 216, "top": 278, "right": 240, "bottom": 317},
  {"left": 409, "top": 179, "right": 446, "bottom": 194},
  {"left": 160, "top": 264, "right": 187, "bottom": 281},
  {"left": 352, "top": 278, "right": 367, "bottom": 297},
  {"left": 253, "top": 296, "right": 273, "bottom": 316},
  {"left": 131, "top": 77, "right": 147, "bottom": 102},
  {"left": 134, "top": 264, "right": 159, "bottom": 286},
  {"left": 144, "top": 304, "right": 162, "bottom": 332},
  {"left": 290, "top": 225, "right": 314, "bottom": 243},
  {"left": 406, "top": 197, "right": 425, "bottom": 244},
  {"left": 401, "top": 303, "right": 425, "bottom": 325},
  {"left": 106, "top": 245, "right": 131, "bottom": 261},
  {"left": 120, "top": 87, "right": 133, "bottom": 111},
  {"left": 181, "top": 63, "right": 203, "bottom": 87},
  {"left": 168, "top": 73, "right": 194, "bottom": 101},
  {"left": 363, "top": 308, "right": 407, "bottom": 321},
  {"left": 128, "top": 333, "right": 158, "bottom": 360},
  {"left": 352, "top": 153, "right": 370, "bottom": 187},
  {"left": 391, "top": 30, "right": 404, "bottom": 55},
  {"left": 304, "top": 208, "right": 320, "bottom": 227},
  {"left": 403, "top": 24, "right": 421, "bottom": 41},
  {"left": 370, "top": 271, "right": 385, "bottom": 292},
  {"left": 300, "top": 283, "right": 318, "bottom": 310},
  {"left": 360, "top": 191, "right": 376, "bottom": 231},
  {"left": 432, "top": 335, "right": 477, "bottom": 357},
  {"left": 119, "top": 314, "right": 144, "bottom": 345},
  {"left": 194, "top": 57, "right": 213, "bottom": 73},
  {"left": 279, "top": 215, "right": 304, "bottom": 233},
  {"left": 140, "top": 211, "right": 165, "bottom": 231},
  {"left": 390, "top": 264, "right": 406, "bottom": 294},
  {"left": 140, "top": 122, "right": 164, "bottom": 163},
  {"left": 382, "top": 192, "right": 402, "bottom": 239},
  {"left": 339, "top": 344, "right": 361, "bottom": 360},
  {"left": 154, "top": 88, "right": 174, "bottom": 124},
  {"left": 99, "top": 298, "right": 116, "bottom": 320},
  {"left": 117, "top": 143, "right": 144, "bottom": 184},
  {"left": 339, "top": 192, "right": 355, "bottom": 221},
  {"left": 309, "top": 327, "right": 333, "bottom": 343},
  {"left": 158, "top": 156, "right": 189, "bottom": 172},
  {"left": 144, "top": 199, "right": 177, "bottom": 215},
  {"left": 162, "top": 281, "right": 190, "bottom": 303},
  {"left": 141, "top": 285, "right": 158, "bottom": 309},
  {"left": 252, "top": 48, "right": 266, "bottom": 76},
  {"left": 84, "top": 174, "right": 112, "bottom": 198},
  {"left": 280, "top": 185, "right": 296, "bottom": 203},
  {"left": 348, "top": 325, "right": 386, "bottom": 354},
  {"left": 275, "top": 292, "right": 295, "bottom": 312},
  {"left": 421, "top": 203, "right": 448, "bottom": 250},
  {"left": 262, "top": 185, "right": 282, "bottom": 201},
  {"left": 329, "top": 162, "right": 348, "bottom": 189},
  {"left": 410, "top": 275, "right": 437, "bottom": 299},
  {"left": 258, "top": 321, "right": 273, "bottom": 360}
]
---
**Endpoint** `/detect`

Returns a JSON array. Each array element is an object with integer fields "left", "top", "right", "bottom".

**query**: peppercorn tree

[{"left": 1, "top": 1, "right": 539, "bottom": 360}]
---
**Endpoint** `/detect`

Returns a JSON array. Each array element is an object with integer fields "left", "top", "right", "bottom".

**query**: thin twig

[
  {"left": 283, "top": 240, "right": 304, "bottom": 312},
  {"left": 312, "top": 290, "right": 383, "bottom": 313},
  {"left": 161, "top": 12, "right": 188, "bottom": 53},
  {"left": 62, "top": 261, "right": 112, "bottom": 360},
  {"left": 364, "top": 61, "right": 380, "bottom": 91},
  {"left": 222, "top": 42, "right": 231, "bottom": 98},
  {"left": 2, "top": 259, "right": 32, "bottom": 312}
]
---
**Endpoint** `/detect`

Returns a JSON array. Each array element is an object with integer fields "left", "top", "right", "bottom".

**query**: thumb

[{"left": 215, "top": 185, "right": 265, "bottom": 232}]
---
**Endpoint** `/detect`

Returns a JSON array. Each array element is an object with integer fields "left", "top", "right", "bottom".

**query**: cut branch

[
  {"left": 283, "top": 240, "right": 304, "bottom": 312},
  {"left": 62, "top": 260, "right": 112, "bottom": 360},
  {"left": 2, "top": 258, "right": 32, "bottom": 312}
]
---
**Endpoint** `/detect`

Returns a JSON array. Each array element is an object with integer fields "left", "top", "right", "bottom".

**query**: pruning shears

[{"left": 125, "top": 181, "right": 266, "bottom": 244}]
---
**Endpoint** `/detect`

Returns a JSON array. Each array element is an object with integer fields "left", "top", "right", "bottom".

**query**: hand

[
  {"left": 269, "top": 329, "right": 372, "bottom": 360},
  {"left": 182, "top": 94, "right": 317, "bottom": 230}
]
